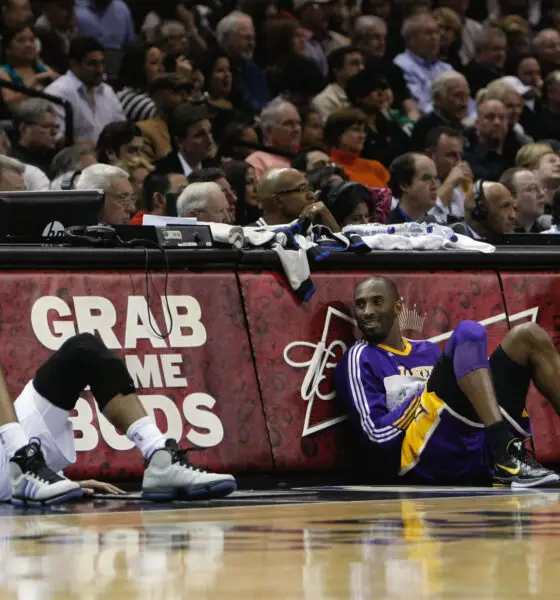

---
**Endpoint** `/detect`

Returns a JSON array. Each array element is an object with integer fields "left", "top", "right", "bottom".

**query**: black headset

[
  {"left": 63, "top": 225, "right": 121, "bottom": 247},
  {"left": 471, "top": 179, "right": 488, "bottom": 222},
  {"left": 63, "top": 225, "right": 162, "bottom": 249}
]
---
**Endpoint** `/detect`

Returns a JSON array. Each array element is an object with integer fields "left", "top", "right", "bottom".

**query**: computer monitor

[{"left": 0, "top": 190, "right": 104, "bottom": 242}]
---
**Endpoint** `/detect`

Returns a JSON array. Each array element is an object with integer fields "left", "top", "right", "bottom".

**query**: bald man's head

[
  {"left": 257, "top": 168, "right": 298, "bottom": 204},
  {"left": 257, "top": 167, "right": 314, "bottom": 223},
  {"left": 466, "top": 181, "right": 516, "bottom": 236}
]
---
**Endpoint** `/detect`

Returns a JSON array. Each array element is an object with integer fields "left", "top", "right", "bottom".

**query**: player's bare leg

[
  {"left": 441, "top": 321, "right": 558, "bottom": 488},
  {"left": 501, "top": 323, "right": 560, "bottom": 411},
  {"left": 33, "top": 333, "right": 236, "bottom": 501},
  {"left": 458, "top": 369, "right": 503, "bottom": 425}
]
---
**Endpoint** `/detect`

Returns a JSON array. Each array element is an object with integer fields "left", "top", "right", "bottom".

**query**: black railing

[{"left": 0, "top": 79, "right": 74, "bottom": 147}]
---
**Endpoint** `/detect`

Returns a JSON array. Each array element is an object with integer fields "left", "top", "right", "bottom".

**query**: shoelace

[
  {"left": 23, "top": 444, "right": 64, "bottom": 484},
  {"left": 169, "top": 445, "right": 208, "bottom": 474},
  {"left": 511, "top": 440, "right": 543, "bottom": 468}
]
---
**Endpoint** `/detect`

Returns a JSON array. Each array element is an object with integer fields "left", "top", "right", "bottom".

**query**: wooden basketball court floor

[{"left": 0, "top": 485, "right": 559, "bottom": 599}]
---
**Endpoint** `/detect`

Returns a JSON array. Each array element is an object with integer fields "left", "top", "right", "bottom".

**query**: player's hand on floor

[{"left": 77, "top": 480, "right": 126, "bottom": 495}]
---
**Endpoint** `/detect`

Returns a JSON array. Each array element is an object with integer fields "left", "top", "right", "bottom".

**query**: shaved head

[
  {"left": 481, "top": 181, "right": 510, "bottom": 205},
  {"left": 257, "top": 168, "right": 300, "bottom": 205},
  {"left": 355, "top": 276, "right": 400, "bottom": 302},
  {"left": 467, "top": 180, "right": 516, "bottom": 236}
]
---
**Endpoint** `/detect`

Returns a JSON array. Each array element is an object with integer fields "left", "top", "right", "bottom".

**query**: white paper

[{"left": 142, "top": 214, "right": 198, "bottom": 227}]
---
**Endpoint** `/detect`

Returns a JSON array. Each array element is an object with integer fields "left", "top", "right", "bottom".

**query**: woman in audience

[
  {"left": 196, "top": 51, "right": 245, "bottom": 139},
  {"left": 118, "top": 156, "right": 154, "bottom": 203},
  {"left": 516, "top": 142, "right": 560, "bottom": 213},
  {"left": 0, "top": 25, "right": 59, "bottom": 110},
  {"left": 198, "top": 51, "right": 236, "bottom": 111},
  {"left": 432, "top": 7, "right": 462, "bottom": 71},
  {"left": 300, "top": 107, "right": 325, "bottom": 149},
  {"left": 501, "top": 15, "right": 531, "bottom": 75},
  {"left": 321, "top": 178, "right": 375, "bottom": 227},
  {"left": 265, "top": 19, "right": 307, "bottom": 97},
  {"left": 324, "top": 108, "right": 390, "bottom": 188},
  {"left": 222, "top": 160, "right": 260, "bottom": 225},
  {"left": 346, "top": 68, "right": 412, "bottom": 167},
  {"left": 292, "top": 147, "right": 332, "bottom": 172},
  {"left": 307, "top": 164, "right": 349, "bottom": 193},
  {"left": 117, "top": 44, "right": 165, "bottom": 122},
  {"left": 217, "top": 121, "right": 260, "bottom": 162}
]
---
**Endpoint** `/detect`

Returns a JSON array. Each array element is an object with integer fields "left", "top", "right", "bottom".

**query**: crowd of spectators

[{"left": 0, "top": 0, "right": 559, "bottom": 242}]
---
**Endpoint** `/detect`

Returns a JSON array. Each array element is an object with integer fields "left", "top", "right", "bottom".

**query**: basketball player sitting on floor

[
  {"left": 335, "top": 275, "right": 560, "bottom": 488},
  {"left": 0, "top": 333, "right": 236, "bottom": 506}
]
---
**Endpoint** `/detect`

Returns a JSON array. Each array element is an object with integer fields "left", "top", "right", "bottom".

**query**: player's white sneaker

[
  {"left": 9, "top": 440, "right": 83, "bottom": 507},
  {"left": 142, "top": 439, "right": 237, "bottom": 501}
]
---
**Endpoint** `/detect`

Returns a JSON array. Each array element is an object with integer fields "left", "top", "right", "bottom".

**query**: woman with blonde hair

[
  {"left": 432, "top": 7, "right": 463, "bottom": 70},
  {"left": 500, "top": 15, "right": 531, "bottom": 73},
  {"left": 515, "top": 142, "right": 560, "bottom": 220},
  {"left": 515, "top": 142, "right": 556, "bottom": 169},
  {"left": 117, "top": 156, "right": 154, "bottom": 208}
]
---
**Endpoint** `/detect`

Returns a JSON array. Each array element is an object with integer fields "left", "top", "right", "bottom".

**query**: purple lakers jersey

[
  {"left": 335, "top": 338, "right": 495, "bottom": 484},
  {"left": 335, "top": 338, "right": 441, "bottom": 448}
]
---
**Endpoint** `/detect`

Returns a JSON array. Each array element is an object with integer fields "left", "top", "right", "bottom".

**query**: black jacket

[
  {"left": 153, "top": 151, "right": 184, "bottom": 175},
  {"left": 409, "top": 112, "right": 463, "bottom": 152},
  {"left": 10, "top": 143, "right": 56, "bottom": 176}
]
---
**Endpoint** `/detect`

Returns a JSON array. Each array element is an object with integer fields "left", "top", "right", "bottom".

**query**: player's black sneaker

[
  {"left": 493, "top": 439, "right": 560, "bottom": 488},
  {"left": 10, "top": 439, "right": 83, "bottom": 506}
]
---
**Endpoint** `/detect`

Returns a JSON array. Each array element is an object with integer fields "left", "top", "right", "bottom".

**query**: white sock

[
  {"left": 0, "top": 422, "right": 29, "bottom": 460},
  {"left": 126, "top": 417, "right": 166, "bottom": 460}
]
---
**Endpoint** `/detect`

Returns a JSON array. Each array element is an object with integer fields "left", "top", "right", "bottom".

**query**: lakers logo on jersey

[{"left": 397, "top": 365, "right": 434, "bottom": 380}]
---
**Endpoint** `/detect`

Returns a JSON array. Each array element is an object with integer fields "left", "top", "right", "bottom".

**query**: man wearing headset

[{"left": 455, "top": 179, "right": 516, "bottom": 242}]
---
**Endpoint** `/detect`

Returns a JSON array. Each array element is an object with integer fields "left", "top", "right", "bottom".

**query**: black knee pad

[{"left": 34, "top": 333, "right": 136, "bottom": 411}]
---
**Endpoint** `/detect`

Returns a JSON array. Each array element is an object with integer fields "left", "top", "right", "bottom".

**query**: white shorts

[{"left": 0, "top": 381, "right": 76, "bottom": 500}]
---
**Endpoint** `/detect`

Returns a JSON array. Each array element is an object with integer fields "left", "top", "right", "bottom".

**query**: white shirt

[
  {"left": 460, "top": 18, "right": 483, "bottom": 65},
  {"left": 44, "top": 70, "right": 125, "bottom": 142},
  {"left": 313, "top": 83, "right": 349, "bottom": 122},
  {"left": 429, "top": 187, "right": 467, "bottom": 223},
  {"left": 177, "top": 152, "right": 194, "bottom": 177},
  {"left": 24, "top": 165, "right": 50, "bottom": 191}
]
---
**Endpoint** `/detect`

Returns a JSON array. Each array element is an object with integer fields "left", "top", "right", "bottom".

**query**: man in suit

[
  {"left": 387, "top": 152, "right": 438, "bottom": 223},
  {"left": 154, "top": 104, "right": 215, "bottom": 177},
  {"left": 137, "top": 74, "right": 191, "bottom": 163},
  {"left": 463, "top": 26, "right": 507, "bottom": 96}
]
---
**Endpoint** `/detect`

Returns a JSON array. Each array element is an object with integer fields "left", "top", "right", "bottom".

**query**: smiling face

[{"left": 353, "top": 277, "right": 402, "bottom": 344}]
